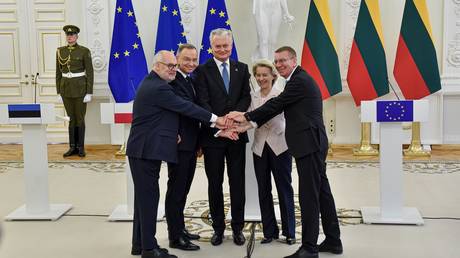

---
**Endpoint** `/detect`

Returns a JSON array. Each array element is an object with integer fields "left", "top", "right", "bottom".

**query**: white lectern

[
  {"left": 0, "top": 103, "right": 72, "bottom": 221},
  {"left": 100, "top": 103, "right": 164, "bottom": 221},
  {"left": 360, "top": 100, "right": 426, "bottom": 225}
]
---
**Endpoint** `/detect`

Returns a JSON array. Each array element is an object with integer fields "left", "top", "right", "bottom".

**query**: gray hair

[
  {"left": 209, "top": 28, "right": 233, "bottom": 44},
  {"left": 152, "top": 50, "right": 170, "bottom": 65}
]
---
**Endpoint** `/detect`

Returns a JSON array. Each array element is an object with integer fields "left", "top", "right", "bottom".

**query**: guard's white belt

[{"left": 61, "top": 72, "right": 86, "bottom": 78}]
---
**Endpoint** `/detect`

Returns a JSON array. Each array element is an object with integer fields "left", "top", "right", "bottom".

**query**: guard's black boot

[
  {"left": 63, "top": 127, "right": 78, "bottom": 157},
  {"left": 77, "top": 125, "right": 86, "bottom": 157}
]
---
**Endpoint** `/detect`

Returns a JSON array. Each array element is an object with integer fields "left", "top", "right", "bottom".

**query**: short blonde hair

[{"left": 252, "top": 59, "right": 278, "bottom": 83}]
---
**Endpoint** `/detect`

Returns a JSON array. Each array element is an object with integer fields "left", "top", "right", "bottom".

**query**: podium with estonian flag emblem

[
  {"left": 0, "top": 104, "right": 72, "bottom": 221},
  {"left": 100, "top": 103, "right": 164, "bottom": 221},
  {"left": 360, "top": 100, "right": 427, "bottom": 225}
]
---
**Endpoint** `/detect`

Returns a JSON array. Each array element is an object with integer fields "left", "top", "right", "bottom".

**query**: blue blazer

[
  {"left": 170, "top": 72, "right": 200, "bottom": 152},
  {"left": 126, "top": 71, "right": 212, "bottom": 163}
]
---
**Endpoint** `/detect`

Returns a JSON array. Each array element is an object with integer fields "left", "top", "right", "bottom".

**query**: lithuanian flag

[
  {"left": 346, "top": 0, "right": 388, "bottom": 106},
  {"left": 393, "top": 0, "right": 441, "bottom": 99},
  {"left": 301, "top": 0, "right": 342, "bottom": 100}
]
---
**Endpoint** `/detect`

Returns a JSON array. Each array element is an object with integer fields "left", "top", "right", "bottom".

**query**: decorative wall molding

[
  {"left": 85, "top": 0, "right": 107, "bottom": 74},
  {"left": 0, "top": 9, "right": 17, "bottom": 22},
  {"left": 340, "top": 0, "right": 360, "bottom": 77},
  {"left": 443, "top": 0, "right": 460, "bottom": 79},
  {"left": 177, "top": 0, "right": 206, "bottom": 49},
  {"left": 178, "top": 0, "right": 196, "bottom": 41}
]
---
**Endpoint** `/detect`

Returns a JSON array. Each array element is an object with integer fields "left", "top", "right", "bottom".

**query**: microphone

[{"left": 33, "top": 73, "right": 39, "bottom": 104}]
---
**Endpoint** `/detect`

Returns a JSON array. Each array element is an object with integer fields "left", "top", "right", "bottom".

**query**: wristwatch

[{"left": 244, "top": 113, "right": 251, "bottom": 122}]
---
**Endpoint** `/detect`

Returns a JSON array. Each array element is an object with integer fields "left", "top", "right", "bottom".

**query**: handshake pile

[{"left": 214, "top": 111, "right": 254, "bottom": 140}]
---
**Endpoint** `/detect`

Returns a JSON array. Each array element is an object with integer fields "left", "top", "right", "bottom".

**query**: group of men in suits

[{"left": 126, "top": 27, "right": 343, "bottom": 258}]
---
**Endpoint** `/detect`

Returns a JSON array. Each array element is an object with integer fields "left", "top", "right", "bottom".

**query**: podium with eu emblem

[
  {"left": 0, "top": 104, "right": 72, "bottom": 221},
  {"left": 100, "top": 103, "right": 164, "bottom": 221},
  {"left": 360, "top": 100, "right": 427, "bottom": 225}
]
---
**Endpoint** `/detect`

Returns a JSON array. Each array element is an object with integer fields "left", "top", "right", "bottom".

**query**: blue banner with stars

[
  {"left": 155, "top": 0, "right": 186, "bottom": 53},
  {"left": 376, "top": 100, "right": 414, "bottom": 122},
  {"left": 199, "top": 0, "right": 238, "bottom": 64},
  {"left": 108, "top": 0, "right": 148, "bottom": 103}
]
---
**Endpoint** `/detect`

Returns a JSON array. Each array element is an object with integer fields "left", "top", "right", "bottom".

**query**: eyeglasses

[
  {"left": 158, "top": 61, "right": 178, "bottom": 70},
  {"left": 273, "top": 57, "right": 293, "bottom": 65}
]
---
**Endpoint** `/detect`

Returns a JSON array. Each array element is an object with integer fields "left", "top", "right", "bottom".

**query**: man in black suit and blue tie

[
  {"left": 126, "top": 50, "right": 227, "bottom": 258},
  {"left": 165, "top": 44, "right": 202, "bottom": 251},
  {"left": 228, "top": 46, "right": 343, "bottom": 258},
  {"left": 195, "top": 28, "right": 251, "bottom": 246}
]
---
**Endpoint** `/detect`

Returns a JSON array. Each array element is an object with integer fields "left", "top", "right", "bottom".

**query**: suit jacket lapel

[
  {"left": 229, "top": 60, "right": 238, "bottom": 96},
  {"left": 178, "top": 74, "right": 196, "bottom": 99},
  {"left": 208, "top": 59, "right": 229, "bottom": 96}
]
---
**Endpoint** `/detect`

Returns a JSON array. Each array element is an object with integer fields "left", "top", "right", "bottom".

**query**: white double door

[{"left": 0, "top": 0, "right": 75, "bottom": 142}]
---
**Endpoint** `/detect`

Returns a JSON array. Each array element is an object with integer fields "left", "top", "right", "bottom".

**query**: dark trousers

[
  {"left": 203, "top": 143, "right": 246, "bottom": 234},
  {"left": 129, "top": 157, "right": 161, "bottom": 250},
  {"left": 295, "top": 149, "right": 341, "bottom": 252},
  {"left": 166, "top": 150, "right": 197, "bottom": 240},
  {"left": 62, "top": 96, "right": 86, "bottom": 127},
  {"left": 253, "top": 144, "right": 295, "bottom": 238}
]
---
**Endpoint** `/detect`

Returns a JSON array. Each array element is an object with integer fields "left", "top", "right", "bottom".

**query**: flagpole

[
  {"left": 353, "top": 122, "right": 379, "bottom": 156},
  {"left": 404, "top": 122, "right": 430, "bottom": 157},
  {"left": 115, "top": 124, "right": 127, "bottom": 156}
]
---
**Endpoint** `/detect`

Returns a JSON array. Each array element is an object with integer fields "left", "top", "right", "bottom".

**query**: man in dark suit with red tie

[
  {"left": 126, "top": 50, "right": 226, "bottom": 258},
  {"left": 228, "top": 46, "right": 343, "bottom": 258},
  {"left": 165, "top": 44, "right": 201, "bottom": 251},
  {"left": 195, "top": 28, "right": 251, "bottom": 246}
]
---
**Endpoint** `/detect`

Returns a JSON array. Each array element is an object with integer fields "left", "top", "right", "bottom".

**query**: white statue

[{"left": 252, "top": 0, "right": 295, "bottom": 62}]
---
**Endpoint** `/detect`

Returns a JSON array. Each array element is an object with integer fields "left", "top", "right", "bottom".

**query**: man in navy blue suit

[
  {"left": 126, "top": 50, "right": 226, "bottom": 258},
  {"left": 165, "top": 44, "right": 202, "bottom": 251}
]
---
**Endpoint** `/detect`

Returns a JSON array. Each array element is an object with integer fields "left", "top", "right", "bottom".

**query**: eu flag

[
  {"left": 155, "top": 0, "right": 186, "bottom": 53},
  {"left": 108, "top": 0, "right": 148, "bottom": 103},
  {"left": 199, "top": 0, "right": 238, "bottom": 64},
  {"left": 377, "top": 100, "right": 414, "bottom": 122}
]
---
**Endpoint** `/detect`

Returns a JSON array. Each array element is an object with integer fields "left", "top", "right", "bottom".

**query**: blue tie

[{"left": 221, "top": 63, "right": 230, "bottom": 93}]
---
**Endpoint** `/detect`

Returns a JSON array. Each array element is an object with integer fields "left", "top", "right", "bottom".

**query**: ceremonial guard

[{"left": 56, "top": 25, "right": 94, "bottom": 157}]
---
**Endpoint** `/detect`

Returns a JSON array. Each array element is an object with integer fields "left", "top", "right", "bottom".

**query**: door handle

[{"left": 19, "top": 80, "right": 29, "bottom": 85}]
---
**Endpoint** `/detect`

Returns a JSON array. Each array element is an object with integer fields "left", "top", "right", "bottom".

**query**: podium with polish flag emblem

[
  {"left": 100, "top": 103, "right": 164, "bottom": 221},
  {"left": 0, "top": 103, "right": 72, "bottom": 221},
  {"left": 360, "top": 100, "right": 427, "bottom": 225}
]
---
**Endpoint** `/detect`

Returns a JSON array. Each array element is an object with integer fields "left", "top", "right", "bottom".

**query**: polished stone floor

[{"left": 1, "top": 157, "right": 459, "bottom": 258}]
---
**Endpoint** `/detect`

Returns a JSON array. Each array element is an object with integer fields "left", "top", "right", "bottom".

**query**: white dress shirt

[
  {"left": 213, "top": 57, "right": 231, "bottom": 82},
  {"left": 249, "top": 87, "right": 288, "bottom": 157}
]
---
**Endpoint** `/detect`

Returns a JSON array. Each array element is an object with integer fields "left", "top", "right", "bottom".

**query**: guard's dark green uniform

[{"left": 56, "top": 25, "right": 93, "bottom": 157}]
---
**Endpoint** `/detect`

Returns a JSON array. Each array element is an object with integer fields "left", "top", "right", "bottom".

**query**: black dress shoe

[
  {"left": 141, "top": 248, "right": 177, "bottom": 258},
  {"left": 132, "top": 246, "right": 169, "bottom": 256},
  {"left": 63, "top": 146, "right": 78, "bottom": 157},
  {"left": 78, "top": 147, "right": 86, "bottom": 157},
  {"left": 318, "top": 240, "right": 343, "bottom": 254},
  {"left": 284, "top": 246, "right": 318, "bottom": 258},
  {"left": 210, "top": 232, "right": 224, "bottom": 246},
  {"left": 183, "top": 229, "right": 200, "bottom": 240},
  {"left": 260, "top": 235, "right": 278, "bottom": 244},
  {"left": 169, "top": 236, "right": 200, "bottom": 251},
  {"left": 286, "top": 237, "right": 297, "bottom": 245},
  {"left": 131, "top": 246, "right": 141, "bottom": 255},
  {"left": 260, "top": 237, "right": 273, "bottom": 244},
  {"left": 233, "top": 231, "right": 246, "bottom": 246}
]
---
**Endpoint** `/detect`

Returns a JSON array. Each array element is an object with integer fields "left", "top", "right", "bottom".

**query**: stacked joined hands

[{"left": 215, "top": 111, "right": 254, "bottom": 140}]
